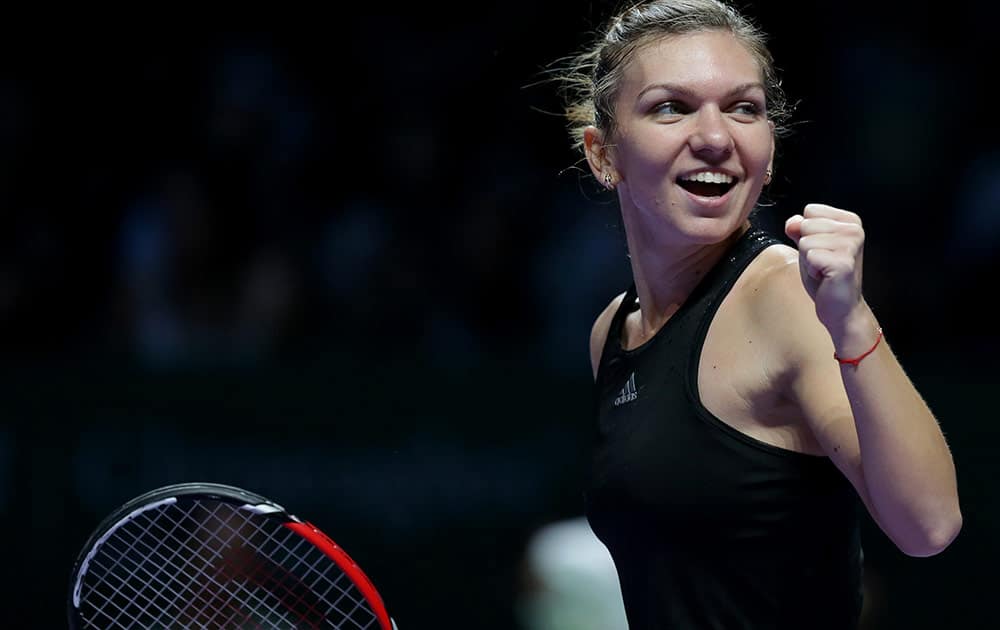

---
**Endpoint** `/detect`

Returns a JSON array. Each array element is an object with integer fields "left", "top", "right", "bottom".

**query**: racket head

[{"left": 67, "top": 482, "right": 394, "bottom": 630}]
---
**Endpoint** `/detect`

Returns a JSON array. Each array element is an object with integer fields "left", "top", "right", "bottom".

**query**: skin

[{"left": 584, "top": 30, "right": 961, "bottom": 557}]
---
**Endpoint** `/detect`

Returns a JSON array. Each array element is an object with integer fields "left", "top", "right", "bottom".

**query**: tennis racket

[{"left": 67, "top": 482, "right": 397, "bottom": 629}]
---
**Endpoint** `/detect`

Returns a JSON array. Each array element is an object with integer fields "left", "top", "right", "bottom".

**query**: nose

[{"left": 688, "top": 106, "right": 733, "bottom": 159}]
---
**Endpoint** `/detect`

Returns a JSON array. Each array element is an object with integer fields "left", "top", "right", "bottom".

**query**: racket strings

[
  {"left": 84, "top": 501, "right": 231, "bottom": 627},
  {"left": 77, "top": 499, "right": 381, "bottom": 629},
  {"left": 83, "top": 501, "right": 263, "bottom": 628}
]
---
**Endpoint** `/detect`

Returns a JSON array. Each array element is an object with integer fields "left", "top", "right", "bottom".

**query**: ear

[{"left": 584, "top": 125, "right": 616, "bottom": 185}]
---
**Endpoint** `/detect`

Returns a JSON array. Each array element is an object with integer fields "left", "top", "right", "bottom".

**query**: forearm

[{"left": 834, "top": 307, "right": 962, "bottom": 556}]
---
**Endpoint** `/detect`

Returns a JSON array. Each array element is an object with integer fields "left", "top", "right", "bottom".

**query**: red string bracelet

[{"left": 834, "top": 327, "right": 883, "bottom": 367}]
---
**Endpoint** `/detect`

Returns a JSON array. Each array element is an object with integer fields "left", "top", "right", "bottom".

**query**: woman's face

[{"left": 606, "top": 30, "right": 774, "bottom": 243}]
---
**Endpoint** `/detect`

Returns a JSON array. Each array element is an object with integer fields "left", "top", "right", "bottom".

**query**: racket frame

[{"left": 67, "top": 482, "right": 395, "bottom": 630}]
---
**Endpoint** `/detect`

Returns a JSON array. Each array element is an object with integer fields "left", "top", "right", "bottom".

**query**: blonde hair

[{"left": 554, "top": 0, "right": 793, "bottom": 154}]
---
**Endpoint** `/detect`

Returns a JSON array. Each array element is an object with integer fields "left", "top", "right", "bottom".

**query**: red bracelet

[{"left": 834, "top": 327, "right": 883, "bottom": 367}]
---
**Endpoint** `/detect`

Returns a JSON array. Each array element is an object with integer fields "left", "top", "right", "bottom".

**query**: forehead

[{"left": 621, "top": 30, "right": 763, "bottom": 96}]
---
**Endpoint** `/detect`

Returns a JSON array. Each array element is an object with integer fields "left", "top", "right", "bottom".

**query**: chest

[
  {"left": 595, "top": 345, "right": 751, "bottom": 518},
  {"left": 592, "top": 350, "right": 832, "bottom": 543}
]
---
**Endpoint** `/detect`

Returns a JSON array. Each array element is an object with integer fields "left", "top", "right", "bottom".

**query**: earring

[
  {"left": 604, "top": 172, "right": 615, "bottom": 190},
  {"left": 764, "top": 168, "right": 773, "bottom": 185}
]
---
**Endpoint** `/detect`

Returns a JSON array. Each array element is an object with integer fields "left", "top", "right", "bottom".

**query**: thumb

[{"left": 785, "top": 214, "right": 804, "bottom": 245}]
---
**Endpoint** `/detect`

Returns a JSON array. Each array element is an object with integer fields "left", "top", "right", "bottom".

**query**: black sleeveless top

[{"left": 585, "top": 227, "right": 863, "bottom": 629}]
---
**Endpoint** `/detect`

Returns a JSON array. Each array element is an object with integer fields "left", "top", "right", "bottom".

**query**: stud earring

[
  {"left": 764, "top": 168, "right": 773, "bottom": 185},
  {"left": 604, "top": 172, "right": 615, "bottom": 190}
]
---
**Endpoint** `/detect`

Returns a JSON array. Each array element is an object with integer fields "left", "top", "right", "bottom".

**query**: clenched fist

[{"left": 784, "top": 204, "right": 866, "bottom": 335}]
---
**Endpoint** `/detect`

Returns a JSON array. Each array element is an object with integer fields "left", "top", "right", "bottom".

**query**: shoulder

[
  {"left": 740, "top": 242, "right": 830, "bottom": 366},
  {"left": 743, "top": 241, "right": 803, "bottom": 304},
  {"left": 589, "top": 291, "right": 627, "bottom": 381},
  {"left": 740, "top": 243, "right": 827, "bottom": 361},
  {"left": 741, "top": 242, "right": 805, "bottom": 308}
]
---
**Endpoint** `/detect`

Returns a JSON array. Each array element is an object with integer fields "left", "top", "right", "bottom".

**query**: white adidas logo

[{"left": 613, "top": 372, "right": 638, "bottom": 406}]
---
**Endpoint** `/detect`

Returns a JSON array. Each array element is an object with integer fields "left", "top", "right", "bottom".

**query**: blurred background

[{"left": 3, "top": 1, "right": 997, "bottom": 627}]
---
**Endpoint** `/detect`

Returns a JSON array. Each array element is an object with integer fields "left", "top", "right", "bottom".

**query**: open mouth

[{"left": 677, "top": 172, "right": 737, "bottom": 198}]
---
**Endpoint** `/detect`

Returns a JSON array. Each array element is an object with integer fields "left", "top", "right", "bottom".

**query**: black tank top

[{"left": 585, "top": 226, "right": 864, "bottom": 629}]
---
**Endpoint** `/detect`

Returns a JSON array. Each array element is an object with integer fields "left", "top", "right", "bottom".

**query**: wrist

[{"left": 828, "top": 302, "right": 880, "bottom": 359}]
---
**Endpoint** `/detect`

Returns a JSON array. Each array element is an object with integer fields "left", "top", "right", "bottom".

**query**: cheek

[
  {"left": 618, "top": 132, "right": 681, "bottom": 175},
  {"left": 738, "top": 128, "right": 774, "bottom": 166}
]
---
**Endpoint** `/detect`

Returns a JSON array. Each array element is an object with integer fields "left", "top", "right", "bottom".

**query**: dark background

[{"left": 4, "top": 2, "right": 998, "bottom": 627}]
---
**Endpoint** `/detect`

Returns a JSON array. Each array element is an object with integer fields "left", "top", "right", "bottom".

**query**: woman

[{"left": 554, "top": 1, "right": 962, "bottom": 627}]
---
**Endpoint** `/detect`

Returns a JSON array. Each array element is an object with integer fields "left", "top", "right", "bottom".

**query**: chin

[{"left": 680, "top": 214, "right": 748, "bottom": 244}]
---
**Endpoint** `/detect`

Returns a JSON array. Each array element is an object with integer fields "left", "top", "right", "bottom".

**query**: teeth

[{"left": 681, "top": 172, "right": 734, "bottom": 184}]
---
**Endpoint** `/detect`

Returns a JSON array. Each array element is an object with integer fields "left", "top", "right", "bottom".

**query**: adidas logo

[{"left": 613, "top": 372, "right": 638, "bottom": 406}]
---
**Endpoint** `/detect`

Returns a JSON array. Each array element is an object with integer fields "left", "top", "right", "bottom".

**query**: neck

[{"left": 624, "top": 220, "right": 749, "bottom": 336}]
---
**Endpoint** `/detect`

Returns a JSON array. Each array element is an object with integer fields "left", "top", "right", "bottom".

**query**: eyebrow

[{"left": 636, "top": 81, "right": 765, "bottom": 102}]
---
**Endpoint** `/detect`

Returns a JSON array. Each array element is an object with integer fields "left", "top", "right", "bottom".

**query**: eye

[
  {"left": 729, "top": 101, "right": 764, "bottom": 120},
  {"left": 651, "top": 101, "right": 689, "bottom": 117}
]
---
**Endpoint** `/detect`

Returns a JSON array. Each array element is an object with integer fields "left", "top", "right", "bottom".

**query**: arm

[
  {"left": 783, "top": 204, "right": 961, "bottom": 557},
  {"left": 590, "top": 292, "right": 627, "bottom": 381}
]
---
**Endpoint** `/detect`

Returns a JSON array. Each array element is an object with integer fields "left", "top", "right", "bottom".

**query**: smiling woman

[
  {"left": 586, "top": 27, "right": 776, "bottom": 242},
  {"left": 549, "top": 1, "right": 962, "bottom": 629}
]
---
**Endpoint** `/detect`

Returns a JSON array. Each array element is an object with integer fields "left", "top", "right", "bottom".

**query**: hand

[{"left": 784, "top": 204, "right": 866, "bottom": 335}]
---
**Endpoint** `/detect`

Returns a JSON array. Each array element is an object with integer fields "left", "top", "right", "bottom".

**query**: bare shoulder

[
  {"left": 737, "top": 242, "right": 800, "bottom": 308},
  {"left": 742, "top": 242, "right": 833, "bottom": 365},
  {"left": 590, "top": 291, "right": 627, "bottom": 380},
  {"left": 750, "top": 241, "right": 799, "bottom": 284}
]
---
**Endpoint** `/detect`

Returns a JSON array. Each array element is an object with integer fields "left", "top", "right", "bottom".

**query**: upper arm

[
  {"left": 753, "top": 252, "right": 880, "bottom": 517},
  {"left": 590, "top": 293, "right": 626, "bottom": 381}
]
